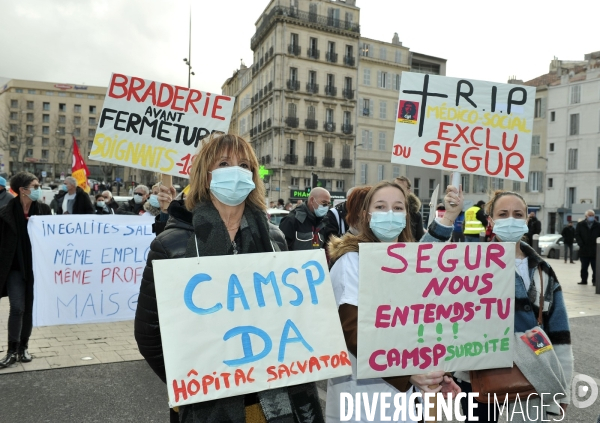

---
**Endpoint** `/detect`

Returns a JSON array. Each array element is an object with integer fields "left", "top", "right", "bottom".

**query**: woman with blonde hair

[
  {"left": 326, "top": 181, "right": 462, "bottom": 422},
  {"left": 135, "top": 133, "right": 324, "bottom": 423}
]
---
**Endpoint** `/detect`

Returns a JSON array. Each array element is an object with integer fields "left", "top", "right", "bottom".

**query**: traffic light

[{"left": 312, "top": 173, "right": 318, "bottom": 188}]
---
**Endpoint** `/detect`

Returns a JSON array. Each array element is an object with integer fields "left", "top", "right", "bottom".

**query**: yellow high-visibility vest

[{"left": 464, "top": 206, "right": 485, "bottom": 235}]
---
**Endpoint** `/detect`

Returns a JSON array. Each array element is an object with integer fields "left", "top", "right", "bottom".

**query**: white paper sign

[
  {"left": 392, "top": 72, "right": 535, "bottom": 182},
  {"left": 357, "top": 242, "right": 515, "bottom": 379},
  {"left": 29, "top": 215, "right": 155, "bottom": 326},
  {"left": 89, "top": 73, "right": 234, "bottom": 178},
  {"left": 153, "top": 250, "right": 351, "bottom": 406}
]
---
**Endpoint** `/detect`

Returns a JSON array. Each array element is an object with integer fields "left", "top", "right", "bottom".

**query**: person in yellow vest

[{"left": 464, "top": 200, "right": 488, "bottom": 242}]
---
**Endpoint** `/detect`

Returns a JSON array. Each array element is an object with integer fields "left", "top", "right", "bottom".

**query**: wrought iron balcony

[
  {"left": 306, "top": 82, "right": 319, "bottom": 94},
  {"left": 307, "top": 48, "right": 320, "bottom": 59},
  {"left": 285, "top": 117, "right": 299, "bottom": 128},
  {"left": 288, "top": 44, "right": 301, "bottom": 56},
  {"left": 323, "top": 157, "right": 335, "bottom": 168},
  {"left": 304, "top": 156, "right": 317, "bottom": 166},
  {"left": 286, "top": 80, "right": 300, "bottom": 91},
  {"left": 305, "top": 119, "right": 318, "bottom": 130},
  {"left": 342, "top": 89, "right": 354, "bottom": 100},
  {"left": 341, "top": 124, "right": 353, "bottom": 135},
  {"left": 284, "top": 154, "right": 298, "bottom": 165},
  {"left": 344, "top": 55, "right": 356, "bottom": 66},
  {"left": 324, "top": 85, "right": 337, "bottom": 96},
  {"left": 341, "top": 159, "right": 353, "bottom": 169},
  {"left": 324, "top": 122, "right": 336, "bottom": 132},
  {"left": 326, "top": 52, "right": 338, "bottom": 63}
]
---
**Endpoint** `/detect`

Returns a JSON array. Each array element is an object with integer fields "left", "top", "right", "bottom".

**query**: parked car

[
  {"left": 267, "top": 208, "right": 289, "bottom": 225},
  {"left": 539, "top": 234, "right": 579, "bottom": 260},
  {"left": 112, "top": 196, "right": 132, "bottom": 207}
]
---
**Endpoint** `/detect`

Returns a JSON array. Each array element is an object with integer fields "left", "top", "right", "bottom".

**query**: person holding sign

[
  {"left": 0, "top": 172, "right": 51, "bottom": 368},
  {"left": 135, "top": 133, "right": 325, "bottom": 423},
  {"left": 453, "top": 191, "right": 573, "bottom": 422},
  {"left": 325, "top": 181, "right": 462, "bottom": 422}
]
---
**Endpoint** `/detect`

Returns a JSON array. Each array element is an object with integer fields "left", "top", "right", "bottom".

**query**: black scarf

[
  {"left": 12, "top": 198, "right": 38, "bottom": 288},
  {"left": 181, "top": 201, "right": 324, "bottom": 423}
]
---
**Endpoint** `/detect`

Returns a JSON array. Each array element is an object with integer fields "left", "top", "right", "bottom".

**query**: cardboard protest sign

[
  {"left": 392, "top": 73, "right": 535, "bottom": 181},
  {"left": 89, "top": 73, "right": 234, "bottom": 178},
  {"left": 28, "top": 215, "right": 154, "bottom": 326},
  {"left": 357, "top": 242, "right": 515, "bottom": 379},
  {"left": 153, "top": 250, "right": 351, "bottom": 406}
]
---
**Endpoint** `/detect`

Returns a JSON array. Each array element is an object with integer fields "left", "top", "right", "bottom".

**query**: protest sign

[
  {"left": 357, "top": 242, "right": 515, "bottom": 379},
  {"left": 29, "top": 215, "right": 155, "bottom": 326},
  {"left": 89, "top": 73, "right": 234, "bottom": 178},
  {"left": 392, "top": 72, "right": 535, "bottom": 181},
  {"left": 153, "top": 250, "right": 351, "bottom": 406}
]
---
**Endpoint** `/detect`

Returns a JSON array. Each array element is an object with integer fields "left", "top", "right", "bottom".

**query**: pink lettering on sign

[{"left": 381, "top": 243, "right": 408, "bottom": 274}]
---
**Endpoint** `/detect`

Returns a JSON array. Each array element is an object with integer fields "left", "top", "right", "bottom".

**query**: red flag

[{"left": 72, "top": 136, "right": 90, "bottom": 193}]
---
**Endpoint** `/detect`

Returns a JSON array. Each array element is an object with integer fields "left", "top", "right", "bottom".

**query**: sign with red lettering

[
  {"left": 153, "top": 250, "right": 351, "bottom": 406},
  {"left": 356, "top": 242, "right": 515, "bottom": 379},
  {"left": 89, "top": 73, "right": 234, "bottom": 178},
  {"left": 28, "top": 215, "right": 155, "bottom": 326},
  {"left": 392, "top": 73, "right": 535, "bottom": 181}
]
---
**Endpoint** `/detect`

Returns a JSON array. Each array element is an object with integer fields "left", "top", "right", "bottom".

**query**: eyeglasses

[
  {"left": 134, "top": 192, "right": 144, "bottom": 196},
  {"left": 24, "top": 184, "right": 41, "bottom": 190}
]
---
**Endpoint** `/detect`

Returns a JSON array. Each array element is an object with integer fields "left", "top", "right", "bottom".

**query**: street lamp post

[{"left": 183, "top": 10, "right": 194, "bottom": 89}]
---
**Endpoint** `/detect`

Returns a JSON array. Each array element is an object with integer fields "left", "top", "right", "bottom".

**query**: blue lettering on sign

[
  {"left": 253, "top": 271, "right": 282, "bottom": 308},
  {"left": 184, "top": 273, "right": 223, "bottom": 315},
  {"left": 222, "top": 326, "right": 272, "bottom": 366},
  {"left": 278, "top": 319, "right": 313, "bottom": 362},
  {"left": 227, "top": 274, "right": 249, "bottom": 311},
  {"left": 281, "top": 268, "right": 303, "bottom": 306},
  {"left": 302, "top": 260, "right": 325, "bottom": 304}
]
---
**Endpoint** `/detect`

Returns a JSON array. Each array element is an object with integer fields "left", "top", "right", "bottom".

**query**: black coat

[
  {"left": 116, "top": 199, "right": 145, "bottom": 215},
  {"left": 561, "top": 225, "right": 575, "bottom": 245},
  {"left": 321, "top": 202, "right": 348, "bottom": 245},
  {"left": 527, "top": 216, "right": 542, "bottom": 243},
  {"left": 278, "top": 203, "right": 325, "bottom": 250},
  {"left": 56, "top": 187, "right": 94, "bottom": 215},
  {"left": 575, "top": 220, "right": 600, "bottom": 257},
  {"left": 407, "top": 193, "right": 425, "bottom": 241},
  {"left": 106, "top": 198, "right": 119, "bottom": 213},
  {"left": 0, "top": 197, "right": 51, "bottom": 298},
  {"left": 134, "top": 201, "right": 194, "bottom": 382}
]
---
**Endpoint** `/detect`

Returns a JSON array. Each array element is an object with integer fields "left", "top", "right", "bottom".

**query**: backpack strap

[{"left": 537, "top": 266, "right": 544, "bottom": 326}]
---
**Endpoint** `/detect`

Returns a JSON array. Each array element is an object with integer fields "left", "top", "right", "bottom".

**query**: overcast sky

[{"left": 0, "top": 0, "right": 598, "bottom": 94}]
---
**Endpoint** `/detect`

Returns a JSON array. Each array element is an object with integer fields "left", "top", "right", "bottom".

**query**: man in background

[
  {"left": 575, "top": 210, "right": 600, "bottom": 285},
  {"left": 59, "top": 176, "right": 94, "bottom": 214},
  {"left": 561, "top": 221, "right": 575, "bottom": 264},
  {"left": 102, "top": 190, "right": 120, "bottom": 213},
  {"left": 279, "top": 187, "right": 330, "bottom": 251},
  {"left": 116, "top": 184, "right": 149, "bottom": 215},
  {"left": 464, "top": 200, "right": 487, "bottom": 242},
  {"left": 526, "top": 211, "right": 542, "bottom": 245}
]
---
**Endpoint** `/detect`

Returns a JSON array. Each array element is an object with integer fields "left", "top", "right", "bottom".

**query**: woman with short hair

[{"left": 0, "top": 172, "right": 51, "bottom": 368}]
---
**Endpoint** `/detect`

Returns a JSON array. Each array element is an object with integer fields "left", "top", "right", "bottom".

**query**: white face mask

[
  {"left": 492, "top": 217, "right": 528, "bottom": 243},
  {"left": 96, "top": 201, "right": 106, "bottom": 208}
]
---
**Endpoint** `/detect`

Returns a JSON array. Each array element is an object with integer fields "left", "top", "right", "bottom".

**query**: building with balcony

[
  {"left": 0, "top": 78, "right": 118, "bottom": 182},
  {"left": 543, "top": 51, "right": 600, "bottom": 233},
  {"left": 355, "top": 33, "right": 446, "bottom": 220}
]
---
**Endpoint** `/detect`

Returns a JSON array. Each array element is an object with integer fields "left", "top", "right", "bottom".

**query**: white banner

[
  {"left": 89, "top": 73, "right": 234, "bottom": 178},
  {"left": 29, "top": 215, "right": 155, "bottom": 326},
  {"left": 357, "top": 242, "right": 515, "bottom": 379},
  {"left": 153, "top": 250, "right": 351, "bottom": 407},
  {"left": 392, "top": 72, "right": 535, "bottom": 182}
]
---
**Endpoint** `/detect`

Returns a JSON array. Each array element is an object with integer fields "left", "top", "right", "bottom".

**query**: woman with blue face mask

[
  {"left": 142, "top": 183, "right": 161, "bottom": 217},
  {"left": 134, "top": 133, "right": 325, "bottom": 423},
  {"left": 453, "top": 191, "right": 573, "bottom": 422},
  {"left": 0, "top": 172, "right": 51, "bottom": 369},
  {"left": 325, "top": 181, "right": 463, "bottom": 422}
]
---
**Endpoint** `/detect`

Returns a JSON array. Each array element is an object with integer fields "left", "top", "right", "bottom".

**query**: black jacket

[
  {"left": 116, "top": 198, "right": 145, "bottom": 215},
  {"left": 56, "top": 187, "right": 94, "bottom": 215},
  {"left": 278, "top": 203, "right": 325, "bottom": 251},
  {"left": 94, "top": 205, "right": 113, "bottom": 215},
  {"left": 0, "top": 188, "right": 13, "bottom": 209},
  {"left": 561, "top": 225, "right": 575, "bottom": 245},
  {"left": 106, "top": 198, "right": 119, "bottom": 213},
  {"left": 407, "top": 193, "right": 425, "bottom": 241},
  {"left": 268, "top": 222, "right": 288, "bottom": 251},
  {"left": 50, "top": 190, "right": 66, "bottom": 214},
  {"left": 134, "top": 201, "right": 194, "bottom": 382},
  {"left": 527, "top": 216, "right": 542, "bottom": 243},
  {"left": 321, "top": 202, "right": 348, "bottom": 245},
  {"left": 575, "top": 219, "right": 600, "bottom": 257},
  {"left": 0, "top": 197, "right": 51, "bottom": 298}
]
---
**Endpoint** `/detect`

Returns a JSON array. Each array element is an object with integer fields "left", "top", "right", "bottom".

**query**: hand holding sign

[
  {"left": 441, "top": 184, "right": 463, "bottom": 226},
  {"left": 157, "top": 184, "right": 177, "bottom": 213}
]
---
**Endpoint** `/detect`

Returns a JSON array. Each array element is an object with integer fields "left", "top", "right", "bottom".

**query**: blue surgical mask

[
  {"left": 96, "top": 201, "right": 106, "bottom": 208},
  {"left": 27, "top": 187, "right": 42, "bottom": 202},
  {"left": 210, "top": 166, "right": 256, "bottom": 206},
  {"left": 492, "top": 217, "right": 528, "bottom": 243},
  {"left": 133, "top": 193, "right": 144, "bottom": 204},
  {"left": 149, "top": 194, "right": 160, "bottom": 208},
  {"left": 314, "top": 203, "right": 329, "bottom": 218},
  {"left": 587, "top": 216, "right": 595, "bottom": 223},
  {"left": 369, "top": 211, "right": 406, "bottom": 242},
  {"left": 60, "top": 184, "right": 68, "bottom": 192}
]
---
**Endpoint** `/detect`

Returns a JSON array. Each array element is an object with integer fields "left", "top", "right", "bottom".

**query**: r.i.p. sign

[{"left": 392, "top": 73, "right": 535, "bottom": 182}]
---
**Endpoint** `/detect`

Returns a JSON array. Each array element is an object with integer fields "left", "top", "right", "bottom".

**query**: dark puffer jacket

[{"left": 134, "top": 200, "right": 193, "bottom": 382}]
